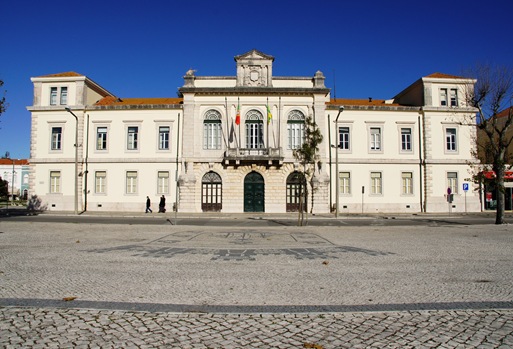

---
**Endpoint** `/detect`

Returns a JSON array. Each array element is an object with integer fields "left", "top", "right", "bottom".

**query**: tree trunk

[{"left": 495, "top": 165, "right": 506, "bottom": 224}]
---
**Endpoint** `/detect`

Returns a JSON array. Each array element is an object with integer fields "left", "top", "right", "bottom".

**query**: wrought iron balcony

[{"left": 224, "top": 147, "right": 284, "bottom": 166}]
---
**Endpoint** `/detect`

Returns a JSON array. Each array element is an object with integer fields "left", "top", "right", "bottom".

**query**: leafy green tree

[{"left": 293, "top": 115, "right": 323, "bottom": 225}]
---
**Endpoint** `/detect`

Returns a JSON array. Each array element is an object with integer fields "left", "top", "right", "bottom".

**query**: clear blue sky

[{"left": 1, "top": 0, "right": 512, "bottom": 159}]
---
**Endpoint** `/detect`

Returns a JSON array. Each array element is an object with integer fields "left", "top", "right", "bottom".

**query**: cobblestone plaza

[{"left": 1, "top": 220, "right": 512, "bottom": 348}]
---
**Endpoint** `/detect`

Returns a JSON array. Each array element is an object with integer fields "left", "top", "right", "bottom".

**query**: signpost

[{"left": 463, "top": 182, "right": 469, "bottom": 213}]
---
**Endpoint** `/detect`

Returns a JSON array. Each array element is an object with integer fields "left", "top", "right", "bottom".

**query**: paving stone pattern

[
  {"left": 1, "top": 221, "right": 513, "bottom": 347},
  {"left": 2, "top": 307, "right": 513, "bottom": 348}
]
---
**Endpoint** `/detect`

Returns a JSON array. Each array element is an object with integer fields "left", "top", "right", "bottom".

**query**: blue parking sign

[{"left": 463, "top": 183, "right": 469, "bottom": 192}]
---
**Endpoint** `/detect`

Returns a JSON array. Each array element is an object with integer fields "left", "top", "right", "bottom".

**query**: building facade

[
  {"left": 0, "top": 159, "right": 30, "bottom": 200},
  {"left": 27, "top": 50, "right": 481, "bottom": 213}
]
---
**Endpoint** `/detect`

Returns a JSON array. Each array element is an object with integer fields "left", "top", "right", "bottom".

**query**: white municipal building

[{"left": 27, "top": 49, "right": 481, "bottom": 214}]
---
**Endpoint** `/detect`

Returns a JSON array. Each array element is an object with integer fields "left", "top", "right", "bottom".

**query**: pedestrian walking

[
  {"left": 145, "top": 196, "right": 152, "bottom": 213},
  {"left": 159, "top": 195, "right": 166, "bottom": 213}
]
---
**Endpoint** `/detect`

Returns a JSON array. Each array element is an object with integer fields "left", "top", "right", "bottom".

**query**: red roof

[
  {"left": 95, "top": 96, "right": 183, "bottom": 106},
  {"left": 426, "top": 72, "right": 466, "bottom": 79},
  {"left": 37, "top": 72, "right": 84, "bottom": 78},
  {"left": 0, "top": 159, "right": 29, "bottom": 165},
  {"left": 497, "top": 107, "right": 513, "bottom": 118},
  {"left": 328, "top": 98, "right": 400, "bottom": 107}
]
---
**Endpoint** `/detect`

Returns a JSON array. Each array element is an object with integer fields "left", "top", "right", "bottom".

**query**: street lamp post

[
  {"left": 334, "top": 106, "right": 344, "bottom": 218},
  {"left": 11, "top": 158, "right": 16, "bottom": 203},
  {"left": 65, "top": 107, "right": 79, "bottom": 215}
]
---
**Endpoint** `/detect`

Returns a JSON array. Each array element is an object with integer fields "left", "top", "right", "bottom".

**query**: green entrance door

[{"left": 244, "top": 172, "right": 265, "bottom": 212}]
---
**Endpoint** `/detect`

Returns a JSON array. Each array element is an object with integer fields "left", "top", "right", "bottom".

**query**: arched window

[
  {"left": 286, "top": 171, "right": 307, "bottom": 212},
  {"left": 245, "top": 109, "right": 264, "bottom": 149},
  {"left": 287, "top": 110, "right": 305, "bottom": 150},
  {"left": 203, "top": 110, "right": 222, "bottom": 150},
  {"left": 202, "top": 171, "right": 222, "bottom": 212}
]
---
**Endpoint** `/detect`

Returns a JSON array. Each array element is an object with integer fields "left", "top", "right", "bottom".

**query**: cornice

[{"left": 178, "top": 87, "right": 330, "bottom": 96}]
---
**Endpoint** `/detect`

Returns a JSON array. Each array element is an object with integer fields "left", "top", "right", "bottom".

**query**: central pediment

[{"left": 235, "top": 49, "right": 274, "bottom": 88}]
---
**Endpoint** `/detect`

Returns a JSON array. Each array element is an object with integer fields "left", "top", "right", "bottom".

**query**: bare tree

[
  {"left": 0, "top": 79, "right": 6, "bottom": 124},
  {"left": 464, "top": 64, "right": 513, "bottom": 224}
]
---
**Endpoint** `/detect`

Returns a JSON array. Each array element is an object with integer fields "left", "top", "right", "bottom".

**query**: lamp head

[{"left": 339, "top": 106, "right": 344, "bottom": 112}]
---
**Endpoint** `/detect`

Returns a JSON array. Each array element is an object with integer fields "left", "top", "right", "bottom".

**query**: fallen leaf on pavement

[{"left": 63, "top": 297, "right": 77, "bottom": 302}]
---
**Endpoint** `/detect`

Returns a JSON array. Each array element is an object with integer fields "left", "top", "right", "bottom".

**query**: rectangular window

[
  {"left": 159, "top": 126, "right": 170, "bottom": 150},
  {"left": 50, "top": 87, "right": 58, "bottom": 105},
  {"left": 340, "top": 172, "right": 350, "bottom": 194},
  {"left": 287, "top": 123, "right": 304, "bottom": 149},
  {"left": 60, "top": 87, "right": 68, "bottom": 105},
  {"left": 370, "top": 127, "right": 381, "bottom": 151},
  {"left": 371, "top": 172, "right": 382, "bottom": 195},
  {"left": 339, "top": 127, "right": 350, "bottom": 150},
  {"left": 157, "top": 171, "right": 169, "bottom": 194},
  {"left": 448, "top": 172, "right": 458, "bottom": 194},
  {"left": 127, "top": 127, "right": 138, "bottom": 150},
  {"left": 446, "top": 128, "right": 457, "bottom": 151},
  {"left": 204, "top": 122, "right": 222, "bottom": 149},
  {"left": 402, "top": 172, "right": 413, "bottom": 195},
  {"left": 246, "top": 123, "right": 264, "bottom": 149},
  {"left": 51, "top": 127, "right": 62, "bottom": 150},
  {"left": 401, "top": 128, "right": 412, "bottom": 151},
  {"left": 440, "top": 88, "right": 448, "bottom": 106},
  {"left": 50, "top": 171, "right": 61, "bottom": 193},
  {"left": 450, "top": 89, "right": 458, "bottom": 107},
  {"left": 95, "top": 171, "right": 106, "bottom": 194},
  {"left": 96, "top": 127, "right": 107, "bottom": 150},
  {"left": 126, "top": 171, "right": 138, "bottom": 194}
]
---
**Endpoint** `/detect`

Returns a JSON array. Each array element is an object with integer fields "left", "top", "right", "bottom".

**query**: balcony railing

[{"left": 224, "top": 147, "right": 283, "bottom": 166}]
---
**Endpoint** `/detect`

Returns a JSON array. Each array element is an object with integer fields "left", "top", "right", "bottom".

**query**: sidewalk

[{"left": 0, "top": 205, "right": 505, "bottom": 220}]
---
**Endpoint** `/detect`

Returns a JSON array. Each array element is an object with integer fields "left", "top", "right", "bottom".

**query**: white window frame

[
  {"left": 203, "top": 110, "right": 222, "bottom": 150},
  {"left": 157, "top": 171, "right": 169, "bottom": 194},
  {"left": 50, "top": 86, "right": 68, "bottom": 106},
  {"left": 50, "top": 87, "right": 58, "bottom": 106},
  {"left": 49, "top": 171, "right": 61, "bottom": 193},
  {"left": 445, "top": 127, "right": 458, "bottom": 153},
  {"left": 60, "top": 87, "right": 68, "bottom": 105},
  {"left": 400, "top": 127, "right": 413, "bottom": 152},
  {"left": 127, "top": 126, "right": 139, "bottom": 151},
  {"left": 159, "top": 126, "right": 170, "bottom": 150},
  {"left": 440, "top": 88, "right": 448, "bottom": 106},
  {"left": 450, "top": 88, "right": 458, "bottom": 107},
  {"left": 338, "top": 126, "right": 351, "bottom": 151},
  {"left": 287, "top": 109, "right": 305, "bottom": 150},
  {"left": 447, "top": 172, "right": 458, "bottom": 194},
  {"left": 126, "top": 171, "right": 138, "bottom": 194},
  {"left": 95, "top": 171, "right": 107, "bottom": 194},
  {"left": 369, "top": 126, "right": 383, "bottom": 152},
  {"left": 339, "top": 171, "right": 351, "bottom": 195},
  {"left": 50, "top": 126, "right": 63, "bottom": 151},
  {"left": 401, "top": 172, "right": 413, "bottom": 195},
  {"left": 370, "top": 172, "right": 382, "bottom": 195},
  {"left": 96, "top": 126, "right": 108, "bottom": 151},
  {"left": 245, "top": 109, "right": 265, "bottom": 149}
]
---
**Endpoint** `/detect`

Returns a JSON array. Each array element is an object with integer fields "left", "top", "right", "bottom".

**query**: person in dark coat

[
  {"left": 145, "top": 196, "right": 152, "bottom": 213},
  {"left": 159, "top": 195, "right": 166, "bottom": 213}
]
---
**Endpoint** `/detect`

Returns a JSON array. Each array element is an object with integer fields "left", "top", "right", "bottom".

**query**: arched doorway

[
  {"left": 244, "top": 171, "right": 264, "bottom": 212},
  {"left": 202, "top": 171, "right": 222, "bottom": 212},
  {"left": 286, "top": 171, "right": 307, "bottom": 212}
]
